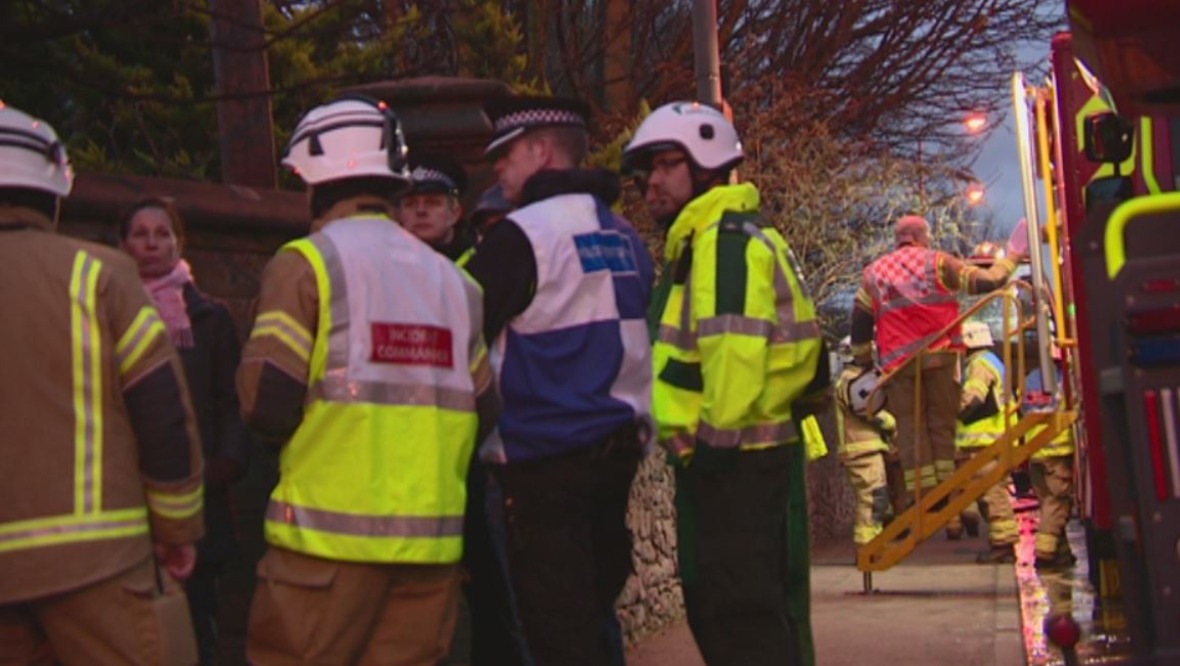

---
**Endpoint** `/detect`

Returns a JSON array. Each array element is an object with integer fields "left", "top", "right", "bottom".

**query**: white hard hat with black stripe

[
  {"left": 283, "top": 94, "right": 410, "bottom": 190},
  {"left": 0, "top": 102, "right": 73, "bottom": 197}
]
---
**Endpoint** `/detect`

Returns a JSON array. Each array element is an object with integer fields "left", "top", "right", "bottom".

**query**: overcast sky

[{"left": 971, "top": 40, "right": 1053, "bottom": 240}]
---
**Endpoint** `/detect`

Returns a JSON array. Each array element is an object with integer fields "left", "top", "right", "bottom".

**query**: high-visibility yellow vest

[
  {"left": 264, "top": 218, "right": 482, "bottom": 564},
  {"left": 1029, "top": 423, "right": 1075, "bottom": 459},
  {"left": 956, "top": 350, "right": 1008, "bottom": 450},
  {"left": 649, "top": 184, "right": 823, "bottom": 462}
]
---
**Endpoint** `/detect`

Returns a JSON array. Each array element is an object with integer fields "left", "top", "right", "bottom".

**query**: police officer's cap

[
  {"left": 406, "top": 153, "right": 467, "bottom": 198},
  {"left": 483, "top": 95, "right": 591, "bottom": 158}
]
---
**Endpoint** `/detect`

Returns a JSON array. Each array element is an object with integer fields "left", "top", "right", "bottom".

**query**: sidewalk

[{"left": 627, "top": 535, "right": 1024, "bottom": 666}]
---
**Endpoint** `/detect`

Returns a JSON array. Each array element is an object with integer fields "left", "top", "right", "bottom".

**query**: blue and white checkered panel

[
  {"left": 494, "top": 108, "right": 585, "bottom": 134},
  {"left": 410, "top": 167, "right": 455, "bottom": 190},
  {"left": 491, "top": 193, "right": 653, "bottom": 461}
]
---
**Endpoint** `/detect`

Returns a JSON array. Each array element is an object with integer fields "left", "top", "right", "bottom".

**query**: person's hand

[
  {"left": 1006, "top": 218, "right": 1030, "bottom": 261},
  {"left": 154, "top": 542, "right": 197, "bottom": 581}
]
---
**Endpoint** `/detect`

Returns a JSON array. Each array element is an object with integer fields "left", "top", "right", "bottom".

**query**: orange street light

[
  {"left": 964, "top": 113, "right": 987, "bottom": 134},
  {"left": 965, "top": 182, "right": 986, "bottom": 205}
]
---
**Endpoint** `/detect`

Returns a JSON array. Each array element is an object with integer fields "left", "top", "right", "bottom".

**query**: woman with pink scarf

[{"left": 119, "top": 197, "right": 251, "bottom": 666}]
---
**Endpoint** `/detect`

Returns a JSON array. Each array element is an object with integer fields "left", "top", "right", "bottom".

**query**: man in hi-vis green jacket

[{"left": 622, "top": 101, "right": 829, "bottom": 666}]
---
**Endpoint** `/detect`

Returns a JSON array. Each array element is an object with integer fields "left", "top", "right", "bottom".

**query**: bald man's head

[{"left": 895, "top": 215, "right": 931, "bottom": 247}]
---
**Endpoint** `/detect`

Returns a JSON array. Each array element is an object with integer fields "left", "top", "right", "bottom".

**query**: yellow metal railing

[{"left": 855, "top": 280, "right": 1078, "bottom": 586}]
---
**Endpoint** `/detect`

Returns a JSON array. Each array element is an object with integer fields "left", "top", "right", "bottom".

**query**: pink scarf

[{"left": 144, "top": 260, "right": 195, "bottom": 349}]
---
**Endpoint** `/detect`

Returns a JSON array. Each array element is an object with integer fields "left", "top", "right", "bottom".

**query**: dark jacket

[{"left": 180, "top": 284, "right": 251, "bottom": 565}]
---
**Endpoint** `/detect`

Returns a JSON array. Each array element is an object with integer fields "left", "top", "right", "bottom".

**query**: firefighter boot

[
  {"left": 962, "top": 512, "right": 981, "bottom": 538},
  {"left": 1035, "top": 540, "right": 1078, "bottom": 571}
]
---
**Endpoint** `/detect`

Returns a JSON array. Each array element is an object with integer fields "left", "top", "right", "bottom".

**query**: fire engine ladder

[{"left": 855, "top": 282, "right": 1078, "bottom": 592}]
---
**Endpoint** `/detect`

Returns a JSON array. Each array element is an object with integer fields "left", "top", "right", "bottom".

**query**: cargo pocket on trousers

[
  {"left": 251, "top": 550, "right": 338, "bottom": 658},
  {"left": 122, "top": 561, "right": 199, "bottom": 666}
]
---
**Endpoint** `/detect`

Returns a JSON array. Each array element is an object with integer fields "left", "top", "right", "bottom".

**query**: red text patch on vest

[{"left": 370, "top": 323, "right": 453, "bottom": 368}]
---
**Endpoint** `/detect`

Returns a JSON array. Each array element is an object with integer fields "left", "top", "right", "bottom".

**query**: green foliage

[{"left": 0, "top": 1, "right": 219, "bottom": 178}]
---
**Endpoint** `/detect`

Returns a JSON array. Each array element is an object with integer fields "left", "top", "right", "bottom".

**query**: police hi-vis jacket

[
  {"left": 482, "top": 193, "right": 654, "bottom": 463},
  {"left": 650, "top": 183, "right": 824, "bottom": 462},
  {"left": 239, "top": 203, "right": 491, "bottom": 564}
]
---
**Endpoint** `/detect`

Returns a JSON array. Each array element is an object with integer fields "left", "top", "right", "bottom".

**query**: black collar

[{"left": 519, "top": 168, "right": 621, "bottom": 207}]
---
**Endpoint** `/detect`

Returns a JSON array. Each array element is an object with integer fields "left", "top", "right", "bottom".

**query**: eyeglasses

[{"left": 630, "top": 155, "right": 689, "bottom": 192}]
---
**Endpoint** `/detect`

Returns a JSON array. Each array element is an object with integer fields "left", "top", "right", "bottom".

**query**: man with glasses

[{"left": 622, "top": 101, "right": 829, "bottom": 666}]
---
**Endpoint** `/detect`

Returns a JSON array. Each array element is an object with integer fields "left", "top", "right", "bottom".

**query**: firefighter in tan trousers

[
  {"left": 835, "top": 338, "right": 897, "bottom": 547},
  {"left": 947, "top": 320, "right": 1019, "bottom": 563},
  {"left": 238, "top": 95, "right": 499, "bottom": 664},
  {"left": 1025, "top": 358, "right": 1078, "bottom": 570},
  {"left": 849, "top": 216, "right": 1024, "bottom": 507},
  {"left": 0, "top": 103, "right": 205, "bottom": 664}
]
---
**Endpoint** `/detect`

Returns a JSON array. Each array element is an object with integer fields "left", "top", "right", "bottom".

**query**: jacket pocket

[{"left": 659, "top": 358, "right": 703, "bottom": 392}]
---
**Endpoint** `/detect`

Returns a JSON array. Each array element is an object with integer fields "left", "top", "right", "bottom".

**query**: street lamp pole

[{"left": 692, "top": 0, "right": 723, "bottom": 108}]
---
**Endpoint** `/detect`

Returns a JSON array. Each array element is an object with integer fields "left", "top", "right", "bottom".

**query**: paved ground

[
  {"left": 627, "top": 534, "right": 1025, "bottom": 666},
  {"left": 626, "top": 508, "right": 1139, "bottom": 666}
]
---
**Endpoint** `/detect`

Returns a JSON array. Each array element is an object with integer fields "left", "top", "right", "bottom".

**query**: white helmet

[
  {"left": 0, "top": 102, "right": 73, "bottom": 197},
  {"left": 283, "top": 95, "right": 410, "bottom": 189},
  {"left": 962, "top": 320, "right": 994, "bottom": 349},
  {"left": 622, "top": 101, "right": 744, "bottom": 173},
  {"left": 844, "top": 367, "right": 886, "bottom": 417}
]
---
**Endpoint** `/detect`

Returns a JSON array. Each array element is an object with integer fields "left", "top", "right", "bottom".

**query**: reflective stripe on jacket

[
  {"left": 261, "top": 216, "right": 484, "bottom": 564},
  {"left": 865, "top": 246, "right": 961, "bottom": 371},
  {"left": 1025, "top": 367, "right": 1075, "bottom": 459},
  {"left": 1, "top": 208, "right": 204, "bottom": 604},
  {"left": 835, "top": 366, "right": 892, "bottom": 459},
  {"left": 956, "top": 350, "right": 1008, "bottom": 449},
  {"left": 482, "top": 193, "right": 653, "bottom": 463},
  {"left": 649, "top": 183, "right": 823, "bottom": 462}
]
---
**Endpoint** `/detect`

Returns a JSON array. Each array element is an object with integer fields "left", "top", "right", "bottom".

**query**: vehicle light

[
  {"left": 1142, "top": 278, "right": 1180, "bottom": 294},
  {"left": 1144, "top": 390, "right": 1170, "bottom": 501},
  {"left": 1162, "top": 388, "right": 1180, "bottom": 498},
  {"left": 1044, "top": 612, "right": 1081, "bottom": 649},
  {"left": 1126, "top": 309, "right": 1180, "bottom": 336}
]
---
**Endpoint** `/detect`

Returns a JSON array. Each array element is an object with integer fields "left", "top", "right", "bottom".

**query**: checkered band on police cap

[
  {"left": 406, "top": 153, "right": 466, "bottom": 196},
  {"left": 483, "top": 95, "right": 591, "bottom": 157},
  {"left": 411, "top": 166, "right": 456, "bottom": 190}
]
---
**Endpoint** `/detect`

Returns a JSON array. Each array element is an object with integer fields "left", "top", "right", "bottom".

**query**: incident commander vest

[
  {"left": 865, "top": 245, "right": 962, "bottom": 371},
  {"left": 264, "top": 216, "right": 481, "bottom": 564}
]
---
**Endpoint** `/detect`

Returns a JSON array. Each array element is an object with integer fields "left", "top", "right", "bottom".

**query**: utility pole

[
  {"left": 692, "top": 0, "right": 722, "bottom": 108},
  {"left": 209, "top": 0, "right": 276, "bottom": 188}
]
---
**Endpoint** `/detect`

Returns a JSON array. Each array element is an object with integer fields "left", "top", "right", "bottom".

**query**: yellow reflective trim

[
  {"left": 250, "top": 323, "right": 311, "bottom": 363},
  {"left": 69, "top": 253, "right": 104, "bottom": 514},
  {"left": 117, "top": 307, "right": 166, "bottom": 377},
  {"left": 255, "top": 311, "right": 313, "bottom": 348},
  {"left": 285, "top": 239, "right": 332, "bottom": 383},
  {"left": 456, "top": 246, "right": 476, "bottom": 267},
  {"left": 0, "top": 508, "right": 148, "bottom": 554},
  {"left": 88, "top": 253, "right": 103, "bottom": 512},
  {"left": 1105, "top": 192, "right": 1180, "bottom": 278},
  {"left": 116, "top": 307, "right": 154, "bottom": 356},
  {"left": 145, "top": 485, "right": 204, "bottom": 520},
  {"left": 69, "top": 254, "right": 86, "bottom": 514},
  {"left": 1140, "top": 118, "right": 1161, "bottom": 195}
]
